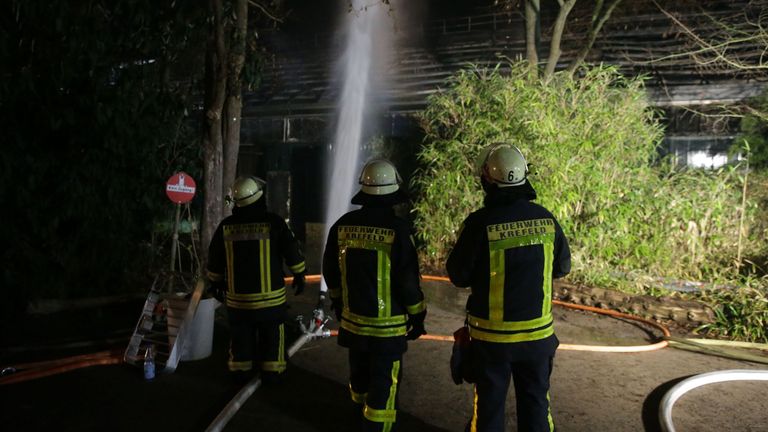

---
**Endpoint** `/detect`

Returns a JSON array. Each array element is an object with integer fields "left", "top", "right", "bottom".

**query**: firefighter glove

[
  {"left": 208, "top": 281, "right": 225, "bottom": 303},
  {"left": 316, "top": 292, "right": 327, "bottom": 310},
  {"left": 406, "top": 310, "right": 427, "bottom": 340},
  {"left": 330, "top": 297, "right": 343, "bottom": 321},
  {"left": 292, "top": 272, "right": 306, "bottom": 296}
]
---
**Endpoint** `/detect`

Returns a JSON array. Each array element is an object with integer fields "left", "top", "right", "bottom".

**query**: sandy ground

[
  {"left": 2, "top": 280, "right": 766, "bottom": 432},
  {"left": 269, "top": 283, "right": 768, "bottom": 432}
]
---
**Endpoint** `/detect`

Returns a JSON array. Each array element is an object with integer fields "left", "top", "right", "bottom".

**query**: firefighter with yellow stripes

[
  {"left": 323, "top": 159, "right": 427, "bottom": 432},
  {"left": 447, "top": 144, "right": 571, "bottom": 432},
  {"left": 206, "top": 175, "right": 306, "bottom": 384}
]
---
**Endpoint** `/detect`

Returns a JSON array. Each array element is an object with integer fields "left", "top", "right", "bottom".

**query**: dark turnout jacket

[
  {"left": 207, "top": 200, "right": 306, "bottom": 320},
  {"left": 323, "top": 197, "right": 426, "bottom": 354},
  {"left": 447, "top": 184, "right": 570, "bottom": 354}
]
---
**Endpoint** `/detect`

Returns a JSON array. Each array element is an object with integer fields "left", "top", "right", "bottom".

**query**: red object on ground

[{"left": 165, "top": 172, "right": 196, "bottom": 204}]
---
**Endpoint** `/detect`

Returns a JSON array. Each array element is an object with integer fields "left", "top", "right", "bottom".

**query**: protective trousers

[
  {"left": 468, "top": 356, "right": 554, "bottom": 432},
  {"left": 348, "top": 349, "right": 402, "bottom": 432},
  {"left": 227, "top": 312, "right": 286, "bottom": 377}
]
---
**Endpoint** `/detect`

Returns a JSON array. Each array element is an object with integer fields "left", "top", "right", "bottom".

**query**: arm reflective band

[
  {"left": 406, "top": 301, "right": 426, "bottom": 315},
  {"left": 289, "top": 261, "right": 306, "bottom": 274},
  {"left": 363, "top": 406, "right": 397, "bottom": 423},
  {"left": 207, "top": 270, "right": 224, "bottom": 282},
  {"left": 467, "top": 313, "right": 553, "bottom": 332},
  {"left": 340, "top": 320, "right": 407, "bottom": 337},
  {"left": 344, "top": 310, "right": 407, "bottom": 327},
  {"left": 468, "top": 325, "right": 554, "bottom": 343}
]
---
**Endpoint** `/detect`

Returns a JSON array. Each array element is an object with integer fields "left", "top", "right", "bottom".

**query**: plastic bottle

[{"left": 144, "top": 344, "right": 156, "bottom": 380}]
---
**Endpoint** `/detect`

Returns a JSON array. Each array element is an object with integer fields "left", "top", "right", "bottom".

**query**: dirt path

[{"left": 285, "top": 285, "right": 768, "bottom": 432}]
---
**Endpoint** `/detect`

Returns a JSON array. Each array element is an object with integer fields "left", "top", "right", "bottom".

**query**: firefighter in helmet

[
  {"left": 206, "top": 175, "right": 306, "bottom": 383},
  {"left": 447, "top": 144, "right": 571, "bottom": 432},
  {"left": 323, "top": 159, "right": 427, "bottom": 431}
]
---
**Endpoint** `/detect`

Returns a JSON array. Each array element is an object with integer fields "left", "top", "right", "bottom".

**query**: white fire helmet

[
  {"left": 477, "top": 143, "right": 529, "bottom": 187},
  {"left": 358, "top": 159, "right": 402, "bottom": 195},
  {"left": 231, "top": 176, "right": 266, "bottom": 207}
]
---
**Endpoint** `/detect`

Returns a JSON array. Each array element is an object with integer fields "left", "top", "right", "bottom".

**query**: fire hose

[
  {"left": 4, "top": 274, "right": 765, "bottom": 386},
  {"left": 205, "top": 308, "right": 332, "bottom": 432},
  {"left": 0, "top": 273, "right": 693, "bottom": 387},
  {"left": 659, "top": 369, "right": 768, "bottom": 432}
]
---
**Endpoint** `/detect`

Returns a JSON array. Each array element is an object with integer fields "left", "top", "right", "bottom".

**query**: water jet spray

[{"left": 320, "top": 0, "right": 394, "bottom": 294}]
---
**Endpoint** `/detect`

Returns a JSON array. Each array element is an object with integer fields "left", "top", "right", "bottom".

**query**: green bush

[
  {"left": 732, "top": 89, "right": 768, "bottom": 170},
  {"left": 0, "top": 2, "right": 205, "bottom": 302},
  {"left": 412, "top": 62, "right": 761, "bottom": 288}
]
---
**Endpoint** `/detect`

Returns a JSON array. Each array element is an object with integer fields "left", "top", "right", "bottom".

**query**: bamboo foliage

[{"left": 412, "top": 63, "right": 761, "bottom": 288}]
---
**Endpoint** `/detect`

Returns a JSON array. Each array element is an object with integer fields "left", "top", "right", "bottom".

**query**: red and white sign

[{"left": 165, "top": 172, "right": 196, "bottom": 204}]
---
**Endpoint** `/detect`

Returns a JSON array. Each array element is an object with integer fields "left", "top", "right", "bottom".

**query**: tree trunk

[
  {"left": 543, "top": 0, "right": 577, "bottom": 79},
  {"left": 223, "top": 0, "right": 248, "bottom": 200},
  {"left": 201, "top": 0, "right": 228, "bottom": 264},
  {"left": 566, "top": 0, "right": 623, "bottom": 75},
  {"left": 525, "top": 0, "right": 541, "bottom": 77}
]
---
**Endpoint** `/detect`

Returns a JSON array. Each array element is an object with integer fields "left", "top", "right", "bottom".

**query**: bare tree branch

[
  {"left": 646, "top": 0, "right": 768, "bottom": 72},
  {"left": 248, "top": 0, "right": 284, "bottom": 23},
  {"left": 543, "top": 0, "right": 577, "bottom": 79},
  {"left": 567, "top": 0, "right": 623, "bottom": 75},
  {"left": 525, "top": 0, "right": 540, "bottom": 76}
]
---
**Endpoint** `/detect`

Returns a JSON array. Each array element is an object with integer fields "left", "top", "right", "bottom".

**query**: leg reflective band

[
  {"left": 349, "top": 384, "right": 367, "bottom": 404},
  {"left": 547, "top": 392, "right": 554, "bottom": 432},
  {"left": 382, "top": 360, "right": 400, "bottom": 432},
  {"left": 363, "top": 406, "right": 397, "bottom": 423},
  {"left": 261, "top": 323, "right": 286, "bottom": 372},
  {"left": 470, "top": 386, "right": 479, "bottom": 432},
  {"left": 228, "top": 360, "right": 252, "bottom": 372}
]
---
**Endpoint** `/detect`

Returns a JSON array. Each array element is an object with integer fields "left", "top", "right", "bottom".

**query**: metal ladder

[{"left": 123, "top": 277, "right": 206, "bottom": 373}]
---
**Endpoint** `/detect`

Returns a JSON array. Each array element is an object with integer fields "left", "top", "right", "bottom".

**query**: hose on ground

[
  {"left": 665, "top": 337, "right": 768, "bottom": 365},
  {"left": 6, "top": 274, "right": 764, "bottom": 385},
  {"left": 659, "top": 369, "right": 768, "bottom": 432}
]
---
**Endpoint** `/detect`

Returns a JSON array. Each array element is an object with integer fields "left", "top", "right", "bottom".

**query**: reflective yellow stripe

[
  {"left": 469, "top": 325, "right": 554, "bottom": 343},
  {"left": 228, "top": 287, "right": 286, "bottom": 302},
  {"left": 226, "top": 294, "right": 286, "bottom": 310},
  {"left": 279, "top": 323, "right": 284, "bottom": 366},
  {"left": 363, "top": 406, "right": 397, "bottom": 423},
  {"left": 349, "top": 385, "right": 367, "bottom": 404},
  {"left": 263, "top": 325, "right": 285, "bottom": 372},
  {"left": 488, "top": 249, "right": 504, "bottom": 322},
  {"left": 470, "top": 386, "right": 478, "bottom": 432},
  {"left": 467, "top": 313, "right": 553, "bottom": 332},
  {"left": 289, "top": 261, "right": 306, "bottom": 273},
  {"left": 377, "top": 251, "right": 384, "bottom": 317},
  {"left": 343, "top": 310, "right": 407, "bottom": 327},
  {"left": 261, "top": 361, "right": 286, "bottom": 372},
  {"left": 340, "top": 245, "right": 350, "bottom": 314},
  {"left": 228, "top": 360, "right": 252, "bottom": 372},
  {"left": 259, "top": 240, "right": 266, "bottom": 292},
  {"left": 489, "top": 233, "right": 555, "bottom": 251},
  {"left": 386, "top": 360, "right": 400, "bottom": 416},
  {"left": 378, "top": 250, "right": 393, "bottom": 317},
  {"left": 207, "top": 271, "right": 224, "bottom": 282},
  {"left": 225, "top": 239, "right": 235, "bottom": 294},
  {"left": 265, "top": 238, "right": 272, "bottom": 290},
  {"left": 542, "top": 242, "right": 554, "bottom": 316},
  {"left": 340, "top": 320, "right": 407, "bottom": 337},
  {"left": 485, "top": 221, "right": 556, "bottom": 334},
  {"left": 338, "top": 227, "right": 395, "bottom": 320},
  {"left": 405, "top": 301, "right": 425, "bottom": 315},
  {"left": 547, "top": 391, "right": 554, "bottom": 431}
]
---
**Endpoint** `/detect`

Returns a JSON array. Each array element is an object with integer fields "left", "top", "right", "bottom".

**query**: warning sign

[{"left": 165, "top": 172, "right": 196, "bottom": 204}]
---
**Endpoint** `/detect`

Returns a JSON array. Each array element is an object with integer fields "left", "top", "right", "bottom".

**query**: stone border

[{"left": 421, "top": 279, "right": 715, "bottom": 329}]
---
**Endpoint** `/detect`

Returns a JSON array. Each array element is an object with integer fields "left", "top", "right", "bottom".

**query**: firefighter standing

[
  {"left": 206, "top": 176, "right": 307, "bottom": 383},
  {"left": 323, "top": 159, "right": 427, "bottom": 432},
  {"left": 447, "top": 144, "right": 571, "bottom": 432}
]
